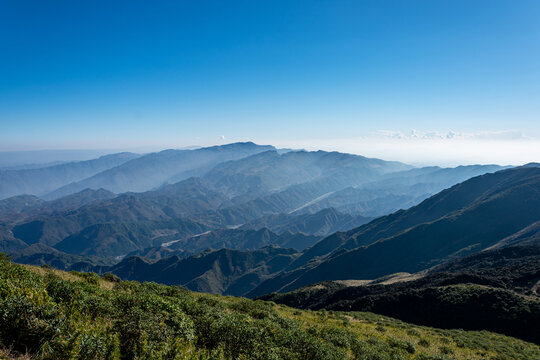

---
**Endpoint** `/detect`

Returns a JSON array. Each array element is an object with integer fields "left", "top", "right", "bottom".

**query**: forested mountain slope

[
  {"left": 260, "top": 238, "right": 540, "bottom": 344},
  {"left": 249, "top": 167, "right": 540, "bottom": 296}
]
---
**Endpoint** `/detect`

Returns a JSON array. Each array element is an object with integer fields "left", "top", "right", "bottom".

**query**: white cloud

[
  {"left": 369, "top": 129, "right": 529, "bottom": 141},
  {"left": 262, "top": 129, "right": 540, "bottom": 166}
]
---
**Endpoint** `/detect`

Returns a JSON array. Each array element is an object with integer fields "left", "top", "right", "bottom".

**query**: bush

[
  {"left": 1, "top": 256, "right": 538, "bottom": 360},
  {"left": 387, "top": 337, "right": 416, "bottom": 354},
  {"left": 376, "top": 325, "right": 387, "bottom": 333},
  {"left": 318, "top": 326, "right": 359, "bottom": 348},
  {"left": 418, "top": 338, "right": 431, "bottom": 347},
  {"left": 102, "top": 272, "right": 121, "bottom": 283},
  {"left": 439, "top": 345, "right": 454, "bottom": 355},
  {"left": 79, "top": 271, "right": 101, "bottom": 285}
]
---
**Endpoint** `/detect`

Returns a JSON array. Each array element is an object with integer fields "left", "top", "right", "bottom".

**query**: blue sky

[{"left": 1, "top": 1, "right": 539, "bottom": 164}]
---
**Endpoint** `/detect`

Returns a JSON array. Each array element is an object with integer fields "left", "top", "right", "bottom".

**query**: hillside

[
  {"left": 0, "top": 189, "right": 116, "bottom": 222},
  {"left": 52, "top": 218, "right": 211, "bottom": 257},
  {"left": 201, "top": 150, "right": 411, "bottom": 202},
  {"left": 46, "top": 142, "right": 275, "bottom": 197},
  {"left": 8, "top": 243, "right": 114, "bottom": 272},
  {"left": 260, "top": 240, "right": 540, "bottom": 344},
  {"left": 0, "top": 152, "right": 139, "bottom": 199},
  {"left": 294, "top": 164, "right": 506, "bottom": 217},
  {"left": 0, "top": 162, "right": 528, "bottom": 301},
  {"left": 147, "top": 227, "right": 320, "bottom": 253},
  {"left": 110, "top": 246, "right": 300, "bottom": 296},
  {"left": 241, "top": 208, "right": 372, "bottom": 236},
  {"left": 1, "top": 255, "right": 538, "bottom": 360},
  {"left": 10, "top": 179, "right": 222, "bottom": 248},
  {"left": 0, "top": 144, "right": 509, "bottom": 272},
  {"left": 249, "top": 167, "right": 540, "bottom": 296},
  {"left": 0, "top": 146, "right": 412, "bottom": 259}
]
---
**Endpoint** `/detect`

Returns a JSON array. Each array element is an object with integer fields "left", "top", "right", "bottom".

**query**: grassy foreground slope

[
  {"left": 259, "top": 245, "right": 540, "bottom": 344},
  {"left": 0, "top": 255, "right": 538, "bottom": 360}
]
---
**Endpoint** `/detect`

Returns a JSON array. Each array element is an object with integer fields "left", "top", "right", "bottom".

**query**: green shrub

[
  {"left": 439, "top": 345, "right": 454, "bottom": 355},
  {"left": 0, "top": 256, "right": 538, "bottom": 360},
  {"left": 387, "top": 337, "right": 416, "bottom": 354},
  {"left": 318, "top": 326, "right": 359, "bottom": 348},
  {"left": 418, "top": 338, "right": 431, "bottom": 347},
  {"left": 102, "top": 272, "right": 121, "bottom": 283},
  {"left": 440, "top": 337, "right": 451, "bottom": 344},
  {"left": 230, "top": 299, "right": 275, "bottom": 320},
  {"left": 79, "top": 271, "right": 101, "bottom": 285},
  {"left": 376, "top": 325, "right": 387, "bottom": 333}
]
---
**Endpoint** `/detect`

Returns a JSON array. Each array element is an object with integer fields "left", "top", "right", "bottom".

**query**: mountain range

[
  {"left": 76, "top": 165, "right": 536, "bottom": 303},
  {"left": 260, "top": 230, "right": 540, "bottom": 344},
  {"left": 110, "top": 245, "right": 300, "bottom": 296},
  {"left": 0, "top": 143, "right": 515, "bottom": 261},
  {"left": 1, "top": 143, "right": 538, "bottom": 345},
  {"left": 45, "top": 142, "right": 275, "bottom": 198},
  {"left": 0, "top": 152, "right": 139, "bottom": 199},
  {"left": 248, "top": 166, "right": 540, "bottom": 297}
]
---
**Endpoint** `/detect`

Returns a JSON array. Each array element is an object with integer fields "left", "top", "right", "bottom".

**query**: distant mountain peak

[{"left": 521, "top": 162, "right": 540, "bottom": 168}]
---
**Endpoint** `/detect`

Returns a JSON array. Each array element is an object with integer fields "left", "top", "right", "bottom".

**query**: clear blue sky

[{"left": 1, "top": 1, "right": 539, "bottom": 164}]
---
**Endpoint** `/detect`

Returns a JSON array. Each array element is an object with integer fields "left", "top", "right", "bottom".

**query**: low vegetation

[
  {"left": 260, "top": 244, "right": 540, "bottom": 345},
  {"left": 1, "top": 254, "right": 539, "bottom": 359}
]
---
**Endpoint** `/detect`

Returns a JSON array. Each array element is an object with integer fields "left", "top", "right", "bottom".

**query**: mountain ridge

[
  {"left": 248, "top": 167, "right": 540, "bottom": 297},
  {"left": 0, "top": 152, "right": 139, "bottom": 200}
]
